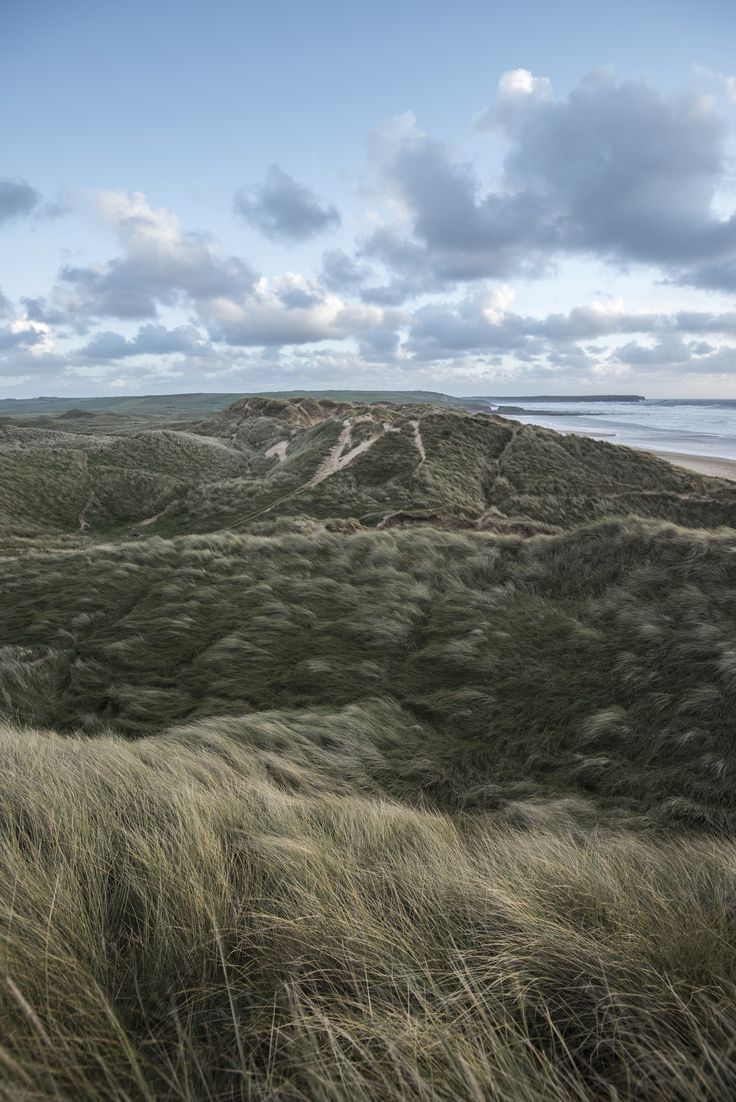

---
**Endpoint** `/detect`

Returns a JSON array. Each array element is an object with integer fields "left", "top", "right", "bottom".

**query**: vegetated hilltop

[
  {"left": 1, "top": 394, "right": 734, "bottom": 540},
  {"left": 2, "top": 396, "right": 736, "bottom": 1100}
]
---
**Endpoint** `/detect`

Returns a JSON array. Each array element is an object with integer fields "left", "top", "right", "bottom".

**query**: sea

[{"left": 480, "top": 399, "right": 736, "bottom": 462}]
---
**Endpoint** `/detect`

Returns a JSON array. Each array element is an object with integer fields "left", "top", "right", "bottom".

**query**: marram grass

[
  {"left": 2, "top": 722, "right": 736, "bottom": 1101},
  {"left": 3, "top": 397, "right": 736, "bottom": 1099}
]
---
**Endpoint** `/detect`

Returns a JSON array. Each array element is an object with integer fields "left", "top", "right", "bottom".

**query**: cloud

[
  {"left": 234, "top": 166, "right": 341, "bottom": 242},
  {"left": 612, "top": 335, "right": 736, "bottom": 374},
  {"left": 406, "top": 289, "right": 535, "bottom": 361},
  {"left": 0, "top": 323, "right": 46, "bottom": 353},
  {"left": 404, "top": 288, "right": 736, "bottom": 370},
  {"left": 77, "top": 324, "right": 208, "bottom": 361},
  {"left": 0, "top": 178, "right": 42, "bottom": 225},
  {"left": 363, "top": 72, "right": 736, "bottom": 297},
  {"left": 36, "top": 192, "right": 395, "bottom": 355},
  {"left": 498, "top": 68, "right": 552, "bottom": 100},
  {"left": 358, "top": 227, "right": 454, "bottom": 303},
  {"left": 356, "top": 325, "right": 403, "bottom": 364},
  {"left": 202, "top": 274, "right": 393, "bottom": 348},
  {"left": 20, "top": 296, "right": 72, "bottom": 327},
  {"left": 496, "top": 71, "right": 734, "bottom": 270},
  {"left": 0, "top": 178, "right": 68, "bottom": 227},
  {"left": 480, "top": 67, "right": 552, "bottom": 129},
  {"left": 678, "top": 257, "right": 736, "bottom": 293},
  {"left": 55, "top": 191, "right": 257, "bottom": 320},
  {"left": 0, "top": 288, "right": 12, "bottom": 319},
  {"left": 7, "top": 95, "right": 736, "bottom": 398},
  {"left": 320, "top": 249, "right": 373, "bottom": 292},
  {"left": 273, "top": 272, "right": 325, "bottom": 309},
  {"left": 364, "top": 113, "right": 555, "bottom": 295}
]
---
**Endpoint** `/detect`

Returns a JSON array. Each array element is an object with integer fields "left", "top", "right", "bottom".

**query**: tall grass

[
  {"left": 1, "top": 722, "right": 736, "bottom": 1100},
  {"left": 2, "top": 521, "right": 736, "bottom": 827},
  {"left": 3, "top": 398, "right": 736, "bottom": 1098}
]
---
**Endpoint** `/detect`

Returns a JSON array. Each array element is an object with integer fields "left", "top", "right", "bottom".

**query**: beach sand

[{"left": 646, "top": 450, "right": 736, "bottom": 482}]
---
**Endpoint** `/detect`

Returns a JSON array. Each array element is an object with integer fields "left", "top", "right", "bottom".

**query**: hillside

[
  {"left": 1, "top": 396, "right": 736, "bottom": 1099},
  {"left": 2, "top": 395, "right": 735, "bottom": 542},
  {"left": 4, "top": 517, "right": 736, "bottom": 828}
]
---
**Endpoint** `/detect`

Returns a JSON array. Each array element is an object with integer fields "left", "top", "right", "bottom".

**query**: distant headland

[{"left": 475, "top": 394, "right": 646, "bottom": 403}]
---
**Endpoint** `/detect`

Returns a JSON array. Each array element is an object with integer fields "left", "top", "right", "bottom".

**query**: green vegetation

[
  {"left": 2, "top": 395, "right": 734, "bottom": 540},
  {"left": 0, "top": 389, "right": 475, "bottom": 419},
  {"left": 3, "top": 723, "right": 736, "bottom": 1100},
  {"left": 1, "top": 395, "right": 736, "bottom": 1099},
  {"left": 4, "top": 520, "right": 736, "bottom": 827}
]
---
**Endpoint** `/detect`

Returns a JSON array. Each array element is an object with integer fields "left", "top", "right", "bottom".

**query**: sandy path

[
  {"left": 309, "top": 420, "right": 386, "bottom": 487},
  {"left": 309, "top": 422, "right": 353, "bottom": 485},
  {"left": 310, "top": 426, "right": 384, "bottom": 486},
  {"left": 410, "top": 420, "right": 426, "bottom": 464},
  {"left": 223, "top": 419, "right": 382, "bottom": 530},
  {"left": 494, "top": 424, "right": 519, "bottom": 478},
  {"left": 265, "top": 440, "right": 289, "bottom": 461},
  {"left": 78, "top": 456, "right": 96, "bottom": 530},
  {"left": 78, "top": 482, "right": 96, "bottom": 529},
  {"left": 137, "top": 506, "right": 169, "bottom": 528}
]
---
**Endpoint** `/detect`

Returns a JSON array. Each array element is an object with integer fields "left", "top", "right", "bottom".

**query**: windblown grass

[
  {"left": 2, "top": 521, "right": 736, "bottom": 829},
  {"left": 3, "top": 397, "right": 736, "bottom": 1099},
  {"left": 1, "top": 722, "right": 736, "bottom": 1100}
]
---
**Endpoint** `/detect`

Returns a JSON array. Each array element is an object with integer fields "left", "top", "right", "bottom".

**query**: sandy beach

[{"left": 646, "top": 450, "right": 736, "bottom": 482}]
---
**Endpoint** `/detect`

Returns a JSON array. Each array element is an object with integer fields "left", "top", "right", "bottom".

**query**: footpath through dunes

[{"left": 2, "top": 394, "right": 736, "bottom": 540}]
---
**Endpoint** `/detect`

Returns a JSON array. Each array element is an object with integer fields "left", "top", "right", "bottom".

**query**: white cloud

[
  {"left": 369, "top": 71, "right": 736, "bottom": 297},
  {"left": 6, "top": 69, "right": 736, "bottom": 398},
  {"left": 481, "top": 284, "right": 516, "bottom": 325},
  {"left": 497, "top": 68, "right": 551, "bottom": 100},
  {"left": 55, "top": 190, "right": 256, "bottom": 319},
  {"left": 10, "top": 316, "right": 53, "bottom": 354}
]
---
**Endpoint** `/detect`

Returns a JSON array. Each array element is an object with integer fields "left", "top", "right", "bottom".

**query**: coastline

[
  {"left": 577, "top": 429, "right": 736, "bottom": 480},
  {"left": 502, "top": 412, "right": 736, "bottom": 483},
  {"left": 642, "top": 449, "right": 736, "bottom": 482},
  {"left": 510, "top": 419, "right": 736, "bottom": 482}
]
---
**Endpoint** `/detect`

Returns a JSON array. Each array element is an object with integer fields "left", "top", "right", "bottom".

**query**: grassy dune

[
  {"left": 2, "top": 396, "right": 735, "bottom": 539},
  {"left": 2, "top": 723, "right": 736, "bottom": 1101},
  {"left": 2, "top": 397, "right": 736, "bottom": 1098},
  {"left": 3, "top": 521, "right": 736, "bottom": 830}
]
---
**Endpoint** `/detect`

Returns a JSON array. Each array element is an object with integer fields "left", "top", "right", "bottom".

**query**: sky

[{"left": 3, "top": 0, "right": 736, "bottom": 399}]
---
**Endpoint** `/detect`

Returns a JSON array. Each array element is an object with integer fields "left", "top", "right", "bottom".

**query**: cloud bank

[{"left": 2, "top": 69, "right": 736, "bottom": 395}]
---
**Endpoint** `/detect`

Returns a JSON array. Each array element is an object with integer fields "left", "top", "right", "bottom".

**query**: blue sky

[{"left": 2, "top": 0, "right": 736, "bottom": 397}]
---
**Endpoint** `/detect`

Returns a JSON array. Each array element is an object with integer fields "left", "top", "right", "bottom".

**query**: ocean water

[{"left": 483, "top": 399, "right": 736, "bottom": 461}]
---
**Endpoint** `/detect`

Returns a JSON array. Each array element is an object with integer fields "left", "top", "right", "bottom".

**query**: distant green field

[
  {"left": 0, "top": 388, "right": 645, "bottom": 418},
  {"left": 0, "top": 389, "right": 472, "bottom": 418}
]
